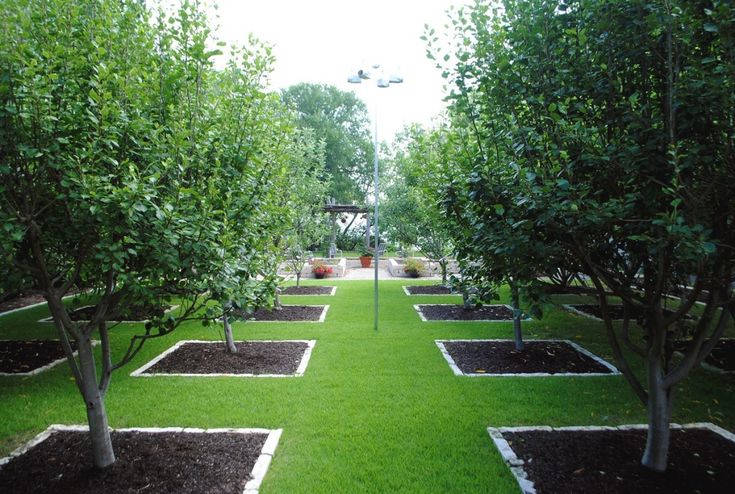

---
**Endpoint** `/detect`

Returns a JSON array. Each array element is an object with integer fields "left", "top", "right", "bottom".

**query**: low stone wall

[
  {"left": 388, "top": 258, "right": 459, "bottom": 278},
  {"left": 279, "top": 257, "right": 347, "bottom": 278}
]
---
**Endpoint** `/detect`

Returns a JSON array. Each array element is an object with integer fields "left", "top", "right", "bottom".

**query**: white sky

[{"left": 209, "top": 0, "right": 470, "bottom": 140}]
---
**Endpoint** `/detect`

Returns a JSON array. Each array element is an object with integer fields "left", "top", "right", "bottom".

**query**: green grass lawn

[{"left": 1, "top": 281, "right": 733, "bottom": 493}]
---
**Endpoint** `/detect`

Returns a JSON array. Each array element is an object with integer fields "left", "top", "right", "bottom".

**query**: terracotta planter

[
  {"left": 313, "top": 271, "right": 327, "bottom": 279},
  {"left": 359, "top": 256, "right": 372, "bottom": 268}
]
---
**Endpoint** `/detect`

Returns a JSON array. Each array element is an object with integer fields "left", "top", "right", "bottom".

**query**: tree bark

[
  {"left": 223, "top": 315, "right": 238, "bottom": 354},
  {"left": 440, "top": 260, "right": 448, "bottom": 286},
  {"left": 77, "top": 336, "right": 116, "bottom": 469},
  {"left": 641, "top": 355, "right": 673, "bottom": 472},
  {"left": 511, "top": 282, "right": 524, "bottom": 351},
  {"left": 296, "top": 271, "right": 301, "bottom": 288}
]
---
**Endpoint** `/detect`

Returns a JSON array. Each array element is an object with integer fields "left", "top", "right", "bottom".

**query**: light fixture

[{"left": 346, "top": 64, "right": 404, "bottom": 332}]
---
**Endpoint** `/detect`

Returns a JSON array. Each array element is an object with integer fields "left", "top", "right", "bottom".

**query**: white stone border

[
  {"left": 675, "top": 338, "right": 735, "bottom": 375},
  {"left": 0, "top": 424, "right": 283, "bottom": 493},
  {"left": 0, "top": 339, "right": 99, "bottom": 377},
  {"left": 435, "top": 339, "right": 620, "bottom": 377},
  {"left": 414, "top": 304, "right": 532, "bottom": 323},
  {"left": 0, "top": 293, "right": 79, "bottom": 318},
  {"left": 281, "top": 286, "right": 337, "bottom": 296},
  {"left": 402, "top": 286, "right": 458, "bottom": 296},
  {"left": 244, "top": 305, "right": 329, "bottom": 323},
  {"left": 38, "top": 305, "right": 180, "bottom": 324},
  {"left": 487, "top": 422, "right": 735, "bottom": 494},
  {"left": 130, "top": 339, "right": 316, "bottom": 378},
  {"left": 562, "top": 304, "right": 605, "bottom": 321}
]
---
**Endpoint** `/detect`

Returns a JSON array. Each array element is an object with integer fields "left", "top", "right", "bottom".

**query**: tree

[
  {"left": 281, "top": 129, "right": 329, "bottom": 288},
  {"left": 1, "top": 0, "right": 290, "bottom": 468},
  {"left": 431, "top": 0, "right": 735, "bottom": 471},
  {"left": 281, "top": 83, "right": 373, "bottom": 204},
  {"left": 383, "top": 125, "right": 456, "bottom": 284}
]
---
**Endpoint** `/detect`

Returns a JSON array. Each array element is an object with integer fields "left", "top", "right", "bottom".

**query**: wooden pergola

[{"left": 323, "top": 202, "right": 369, "bottom": 258}]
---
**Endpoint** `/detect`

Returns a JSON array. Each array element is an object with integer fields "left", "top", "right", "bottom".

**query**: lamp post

[{"left": 348, "top": 65, "right": 403, "bottom": 331}]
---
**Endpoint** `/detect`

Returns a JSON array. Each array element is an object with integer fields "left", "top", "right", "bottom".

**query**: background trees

[
  {"left": 430, "top": 0, "right": 735, "bottom": 471},
  {"left": 281, "top": 83, "right": 374, "bottom": 204},
  {"left": 382, "top": 125, "right": 455, "bottom": 283},
  {"left": 1, "top": 0, "right": 292, "bottom": 468}
]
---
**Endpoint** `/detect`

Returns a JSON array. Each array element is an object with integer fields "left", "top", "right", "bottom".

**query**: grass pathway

[{"left": 0, "top": 281, "right": 733, "bottom": 492}]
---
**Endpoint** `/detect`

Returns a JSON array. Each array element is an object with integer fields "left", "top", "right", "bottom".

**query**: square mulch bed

[
  {"left": 0, "top": 293, "right": 47, "bottom": 315},
  {"left": 280, "top": 286, "right": 336, "bottom": 296},
  {"left": 436, "top": 339, "right": 619, "bottom": 376},
  {"left": 38, "top": 304, "right": 177, "bottom": 324},
  {"left": 0, "top": 425, "right": 282, "bottom": 494},
  {"left": 0, "top": 339, "right": 93, "bottom": 376},
  {"left": 236, "top": 305, "right": 329, "bottom": 322},
  {"left": 563, "top": 303, "right": 680, "bottom": 322},
  {"left": 403, "top": 285, "right": 454, "bottom": 296},
  {"left": 130, "top": 340, "right": 316, "bottom": 377},
  {"left": 415, "top": 304, "right": 530, "bottom": 322},
  {"left": 489, "top": 423, "right": 735, "bottom": 494},
  {"left": 673, "top": 338, "right": 735, "bottom": 374}
]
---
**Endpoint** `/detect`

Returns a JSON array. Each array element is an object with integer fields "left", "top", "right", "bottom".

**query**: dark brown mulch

[
  {"left": 0, "top": 429, "right": 267, "bottom": 494},
  {"left": 280, "top": 286, "right": 334, "bottom": 295},
  {"left": 238, "top": 305, "right": 325, "bottom": 322},
  {"left": 418, "top": 304, "right": 515, "bottom": 321},
  {"left": 0, "top": 292, "right": 46, "bottom": 313},
  {"left": 143, "top": 341, "right": 309, "bottom": 375},
  {"left": 567, "top": 304, "right": 679, "bottom": 320},
  {"left": 405, "top": 285, "right": 453, "bottom": 295},
  {"left": 67, "top": 304, "right": 170, "bottom": 322},
  {"left": 442, "top": 340, "right": 614, "bottom": 374},
  {"left": 501, "top": 427, "right": 735, "bottom": 494},
  {"left": 0, "top": 340, "right": 76, "bottom": 374},
  {"left": 673, "top": 339, "right": 735, "bottom": 372}
]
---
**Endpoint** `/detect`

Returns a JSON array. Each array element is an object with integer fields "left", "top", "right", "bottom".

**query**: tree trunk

[
  {"left": 511, "top": 283, "right": 524, "bottom": 351},
  {"left": 641, "top": 356, "right": 673, "bottom": 472},
  {"left": 440, "top": 260, "right": 448, "bottom": 286},
  {"left": 274, "top": 287, "right": 282, "bottom": 310},
  {"left": 223, "top": 315, "right": 238, "bottom": 353},
  {"left": 77, "top": 336, "right": 116, "bottom": 469},
  {"left": 296, "top": 271, "right": 301, "bottom": 288}
]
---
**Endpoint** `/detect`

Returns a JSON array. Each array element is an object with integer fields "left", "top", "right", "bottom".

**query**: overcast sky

[{"left": 208, "top": 0, "right": 471, "bottom": 140}]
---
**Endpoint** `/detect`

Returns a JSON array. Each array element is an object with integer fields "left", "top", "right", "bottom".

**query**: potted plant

[
  {"left": 312, "top": 260, "right": 334, "bottom": 279},
  {"left": 404, "top": 258, "right": 424, "bottom": 278},
  {"left": 359, "top": 248, "right": 373, "bottom": 268}
]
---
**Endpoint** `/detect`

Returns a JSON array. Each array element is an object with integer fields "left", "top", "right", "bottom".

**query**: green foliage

[
  {"left": 281, "top": 83, "right": 373, "bottom": 203},
  {"left": 0, "top": 0, "right": 298, "bottom": 465},
  {"left": 403, "top": 258, "right": 425, "bottom": 277},
  {"left": 432, "top": 0, "right": 735, "bottom": 470},
  {"left": 382, "top": 125, "right": 454, "bottom": 274}
]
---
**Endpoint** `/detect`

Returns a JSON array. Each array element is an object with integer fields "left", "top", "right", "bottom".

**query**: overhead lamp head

[
  {"left": 389, "top": 74, "right": 404, "bottom": 84},
  {"left": 347, "top": 74, "right": 362, "bottom": 84},
  {"left": 358, "top": 69, "right": 371, "bottom": 80},
  {"left": 377, "top": 78, "right": 390, "bottom": 88}
]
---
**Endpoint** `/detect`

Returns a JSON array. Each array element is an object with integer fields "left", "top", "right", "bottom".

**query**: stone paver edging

[
  {"left": 38, "top": 305, "right": 180, "bottom": 324},
  {"left": 0, "top": 339, "right": 99, "bottom": 377},
  {"left": 282, "top": 286, "right": 337, "bottom": 296},
  {"left": 402, "top": 286, "right": 459, "bottom": 296},
  {"left": 435, "top": 339, "right": 620, "bottom": 377},
  {"left": 0, "top": 424, "right": 282, "bottom": 494},
  {"left": 129, "top": 339, "right": 316, "bottom": 378},
  {"left": 487, "top": 422, "right": 735, "bottom": 494}
]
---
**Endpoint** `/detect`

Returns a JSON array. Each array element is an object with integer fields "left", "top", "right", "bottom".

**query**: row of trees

[
  {"left": 0, "top": 0, "right": 338, "bottom": 468},
  {"left": 407, "top": 0, "right": 734, "bottom": 473}
]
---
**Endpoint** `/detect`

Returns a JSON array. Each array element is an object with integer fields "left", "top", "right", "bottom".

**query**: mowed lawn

[{"left": 0, "top": 280, "right": 733, "bottom": 493}]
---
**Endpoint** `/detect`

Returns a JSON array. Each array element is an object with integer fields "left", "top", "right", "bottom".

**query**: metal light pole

[{"left": 347, "top": 66, "right": 403, "bottom": 331}]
